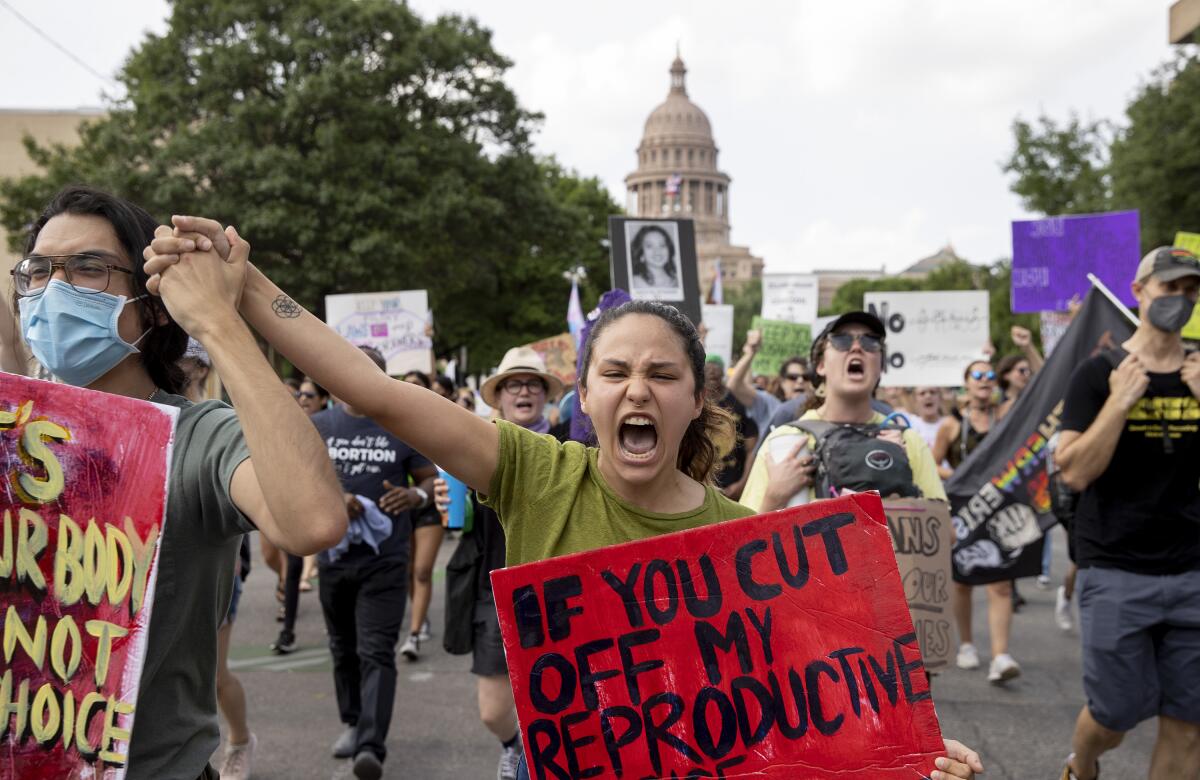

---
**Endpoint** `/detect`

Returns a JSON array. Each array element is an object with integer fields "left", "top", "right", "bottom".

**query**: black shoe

[
  {"left": 269, "top": 631, "right": 296, "bottom": 655},
  {"left": 353, "top": 750, "right": 382, "bottom": 780},
  {"left": 331, "top": 725, "right": 356, "bottom": 759}
]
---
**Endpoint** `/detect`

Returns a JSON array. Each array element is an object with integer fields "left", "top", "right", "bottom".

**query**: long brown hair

[{"left": 579, "top": 300, "right": 735, "bottom": 484}]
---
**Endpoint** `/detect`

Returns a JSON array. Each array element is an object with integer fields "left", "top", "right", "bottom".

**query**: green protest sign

[
  {"left": 1175, "top": 232, "right": 1200, "bottom": 340},
  {"left": 751, "top": 316, "right": 811, "bottom": 376}
]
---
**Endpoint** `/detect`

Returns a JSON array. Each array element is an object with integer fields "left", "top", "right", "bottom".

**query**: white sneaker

[
  {"left": 220, "top": 733, "right": 256, "bottom": 780},
  {"left": 497, "top": 743, "right": 523, "bottom": 780},
  {"left": 956, "top": 643, "right": 980, "bottom": 670},
  {"left": 1055, "top": 586, "right": 1074, "bottom": 632},
  {"left": 417, "top": 618, "right": 432, "bottom": 642},
  {"left": 400, "top": 633, "right": 420, "bottom": 662},
  {"left": 1036, "top": 575, "right": 1052, "bottom": 590},
  {"left": 988, "top": 653, "right": 1021, "bottom": 684}
]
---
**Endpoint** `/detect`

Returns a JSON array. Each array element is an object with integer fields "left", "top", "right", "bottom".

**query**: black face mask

[{"left": 1147, "top": 294, "right": 1196, "bottom": 333}]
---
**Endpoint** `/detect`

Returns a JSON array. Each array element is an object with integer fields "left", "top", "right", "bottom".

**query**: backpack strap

[{"left": 786, "top": 419, "right": 835, "bottom": 442}]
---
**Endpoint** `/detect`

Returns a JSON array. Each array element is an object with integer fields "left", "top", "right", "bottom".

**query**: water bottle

[{"left": 438, "top": 468, "right": 468, "bottom": 529}]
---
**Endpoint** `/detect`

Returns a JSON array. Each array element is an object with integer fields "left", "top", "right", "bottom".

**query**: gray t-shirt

[{"left": 127, "top": 392, "right": 252, "bottom": 780}]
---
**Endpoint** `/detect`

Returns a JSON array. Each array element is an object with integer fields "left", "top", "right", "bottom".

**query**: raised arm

[
  {"left": 152, "top": 227, "right": 346, "bottom": 554},
  {"left": 145, "top": 216, "right": 499, "bottom": 493},
  {"left": 727, "top": 329, "right": 760, "bottom": 408}
]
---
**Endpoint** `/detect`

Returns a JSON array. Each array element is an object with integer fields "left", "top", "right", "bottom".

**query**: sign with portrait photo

[{"left": 608, "top": 217, "right": 702, "bottom": 325}]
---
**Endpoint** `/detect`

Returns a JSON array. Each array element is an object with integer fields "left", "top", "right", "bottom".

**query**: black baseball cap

[
  {"left": 1135, "top": 246, "right": 1200, "bottom": 283},
  {"left": 810, "top": 311, "right": 886, "bottom": 367}
]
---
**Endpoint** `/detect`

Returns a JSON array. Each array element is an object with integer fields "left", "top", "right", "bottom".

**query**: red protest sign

[
  {"left": 0, "top": 374, "right": 177, "bottom": 780},
  {"left": 492, "top": 493, "right": 945, "bottom": 780}
]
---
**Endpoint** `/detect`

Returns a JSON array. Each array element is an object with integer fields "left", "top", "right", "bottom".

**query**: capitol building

[{"left": 625, "top": 53, "right": 764, "bottom": 291}]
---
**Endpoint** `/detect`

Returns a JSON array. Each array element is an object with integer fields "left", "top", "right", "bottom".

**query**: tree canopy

[
  {"left": 0, "top": 0, "right": 619, "bottom": 372},
  {"left": 1002, "top": 52, "right": 1200, "bottom": 251}
]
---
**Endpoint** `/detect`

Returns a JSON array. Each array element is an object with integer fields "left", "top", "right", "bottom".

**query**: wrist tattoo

[{"left": 271, "top": 295, "right": 302, "bottom": 319}]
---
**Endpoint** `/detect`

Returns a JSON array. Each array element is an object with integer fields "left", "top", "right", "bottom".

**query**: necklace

[{"left": 146, "top": 387, "right": 158, "bottom": 401}]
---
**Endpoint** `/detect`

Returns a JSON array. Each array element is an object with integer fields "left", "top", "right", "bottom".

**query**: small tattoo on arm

[{"left": 272, "top": 295, "right": 302, "bottom": 319}]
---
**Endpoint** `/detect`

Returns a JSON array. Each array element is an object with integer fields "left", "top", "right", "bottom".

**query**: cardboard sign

[
  {"left": 1011, "top": 211, "right": 1140, "bottom": 313},
  {"left": 864, "top": 290, "right": 990, "bottom": 387},
  {"left": 608, "top": 217, "right": 702, "bottom": 326},
  {"left": 0, "top": 374, "right": 177, "bottom": 779},
  {"left": 750, "top": 316, "right": 811, "bottom": 377},
  {"left": 492, "top": 494, "right": 945, "bottom": 780},
  {"left": 1174, "top": 232, "right": 1200, "bottom": 340},
  {"left": 883, "top": 499, "right": 954, "bottom": 671},
  {"left": 325, "top": 290, "right": 433, "bottom": 376},
  {"left": 525, "top": 333, "right": 578, "bottom": 389},
  {"left": 701, "top": 304, "right": 735, "bottom": 367},
  {"left": 761, "top": 274, "right": 819, "bottom": 326}
]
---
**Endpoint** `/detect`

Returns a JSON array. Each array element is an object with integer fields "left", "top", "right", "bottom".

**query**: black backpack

[{"left": 785, "top": 417, "right": 921, "bottom": 500}]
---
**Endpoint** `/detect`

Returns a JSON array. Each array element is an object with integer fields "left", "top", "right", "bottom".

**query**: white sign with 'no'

[{"left": 863, "top": 290, "right": 990, "bottom": 387}]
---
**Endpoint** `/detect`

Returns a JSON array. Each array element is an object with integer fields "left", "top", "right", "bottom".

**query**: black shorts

[
  {"left": 471, "top": 600, "right": 508, "bottom": 677},
  {"left": 413, "top": 506, "right": 442, "bottom": 530}
]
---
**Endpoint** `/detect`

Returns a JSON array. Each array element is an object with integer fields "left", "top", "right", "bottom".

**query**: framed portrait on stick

[{"left": 608, "top": 217, "right": 702, "bottom": 326}]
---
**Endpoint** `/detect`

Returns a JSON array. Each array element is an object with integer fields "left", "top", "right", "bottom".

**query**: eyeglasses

[
  {"left": 12, "top": 253, "right": 135, "bottom": 297},
  {"left": 501, "top": 378, "right": 545, "bottom": 395},
  {"left": 784, "top": 373, "right": 806, "bottom": 382},
  {"left": 970, "top": 370, "right": 997, "bottom": 381},
  {"left": 827, "top": 332, "right": 883, "bottom": 353}
]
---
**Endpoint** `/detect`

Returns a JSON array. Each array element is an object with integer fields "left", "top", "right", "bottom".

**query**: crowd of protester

[{"left": 3, "top": 184, "right": 1198, "bottom": 780}]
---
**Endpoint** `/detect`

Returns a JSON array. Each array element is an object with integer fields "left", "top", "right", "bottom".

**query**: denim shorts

[
  {"left": 222, "top": 574, "right": 244, "bottom": 628},
  {"left": 1078, "top": 567, "right": 1200, "bottom": 731}
]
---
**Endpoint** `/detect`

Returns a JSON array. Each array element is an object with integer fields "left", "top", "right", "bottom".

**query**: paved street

[{"left": 217, "top": 527, "right": 1155, "bottom": 779}]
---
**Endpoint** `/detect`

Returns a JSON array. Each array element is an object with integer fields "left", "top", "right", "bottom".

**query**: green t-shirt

[
  {"left": 482, "top": 420, "right": 753, "bottom": 567},
  {"left": 127, "top": 392, "right": 253, "bottom": 780}
]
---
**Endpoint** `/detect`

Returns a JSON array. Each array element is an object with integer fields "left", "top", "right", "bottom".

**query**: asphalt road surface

[{"left": 216, "top": 527, "right": 1155, "bottom": 779}]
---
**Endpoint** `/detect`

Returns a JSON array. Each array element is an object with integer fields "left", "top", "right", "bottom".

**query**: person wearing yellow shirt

[{"left": 741, "top": 311, "right": 945, "bottom": 513}]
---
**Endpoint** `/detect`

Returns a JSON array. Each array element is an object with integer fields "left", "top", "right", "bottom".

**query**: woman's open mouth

[
  {"left": 846, "top": 358, "right": 866, "bottom": 379},
  {"left": 618, "top": 415, "right": 658, "bottom": 461}
]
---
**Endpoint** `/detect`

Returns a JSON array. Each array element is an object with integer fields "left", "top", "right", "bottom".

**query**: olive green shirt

[
  {"left": 128, "top": 392, "right": 252, "bottom": 780},
  {"left": 482, "top": 420, "right": 753, "bottom": 566}
]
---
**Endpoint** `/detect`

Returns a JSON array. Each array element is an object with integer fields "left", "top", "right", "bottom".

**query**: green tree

[
  {"left": 1002, "top": 52, "right": 1200, "bottom": 252},
  {"left": 0, "top": 0, "right": 620, "bottom": 372}
]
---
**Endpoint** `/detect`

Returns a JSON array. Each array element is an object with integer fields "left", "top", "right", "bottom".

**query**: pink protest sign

[{"left": 0, "top": 373, "right": 177, "bottom": 779}]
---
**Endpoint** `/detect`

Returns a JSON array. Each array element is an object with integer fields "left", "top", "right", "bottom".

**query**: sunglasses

[
  {"left": 784, "top": 373, "right": 806, "bottom": 382},
  {"left": 827, "top": 332, "right": 883, "bottom": 353},
  {"left": 970, "top": 370, "right": 997, "bottom": 381}
]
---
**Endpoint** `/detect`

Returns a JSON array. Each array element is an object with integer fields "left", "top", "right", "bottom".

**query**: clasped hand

[{"left": 142, "top": 216, "right": 245, "bottom": 337}]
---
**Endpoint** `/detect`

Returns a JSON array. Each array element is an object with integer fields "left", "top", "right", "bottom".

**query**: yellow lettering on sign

[
  {"left": 15, "top": 508, "right": 47, "bottom": 591},
  {"left": 85, "top": 620, "right": 129, "bottom": 688},
  {"left": 11, "top": 414, "right": 71, "bottom": 505},
  {"left": 54, "top": 513, "right": 84, "bottom": 607},
  {"left": 98, "top": 695, "right": 133, "bottom": 765},
  {"left": 0, "top": 669, "right": 30, "bottom": 741},
  {"left": 3, "top": 605, "right": 46, "bottom": 669}
]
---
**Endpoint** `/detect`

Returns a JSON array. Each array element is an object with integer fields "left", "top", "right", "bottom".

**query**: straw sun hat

[{"left": 479, "top": 346, "right": 565, "bottom": 407}]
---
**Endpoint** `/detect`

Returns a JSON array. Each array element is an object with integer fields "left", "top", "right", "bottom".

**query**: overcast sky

[{"left": 0, "top": 1, "right": 1184, "bottom": 272}]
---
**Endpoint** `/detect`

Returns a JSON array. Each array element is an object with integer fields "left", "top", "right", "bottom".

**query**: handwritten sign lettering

[
  {"left": 0, "top": 374, "right": 176, "bottom": 779},
  {"left": 863, "top": 290, "right": 990, "bottom": 387},
  {"left": 749, "top": 316, "right": 811, "bottom": 378},
  {"left": 493, "top": 494, "right": 945, "bottom": 780},
  {"left": 761, "top": 274, "right": 819, "bottom": 326},
  {"left": 1011, "top": 211, "right": 1139, "bottom": 312},
  {"left": 325, "top": 290, "right": 432, "bottom": 376},
  {"left": 885, "top": 499, "right": 954, "bottom": 670}
]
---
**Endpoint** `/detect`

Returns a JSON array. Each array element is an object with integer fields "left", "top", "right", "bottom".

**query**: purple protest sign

[{"left": 1010, "top": 210, "right": 1139, "bottom": 313}]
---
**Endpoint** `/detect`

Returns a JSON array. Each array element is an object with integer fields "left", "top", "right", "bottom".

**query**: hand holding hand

[
  {"left": 143, "top": 221, "right": 248, "bottom": 338},
  {"left": 1182, "top": 352, "right": 1200, "bottom": 400},
  {"left": 1109, "top": 354, "right": 1150, "bottom": 410},
  {"left": 932, "top": 738, "right": 984, "bottom": 779},
  {"left": 378, "top": 479, "right": 419, "bottom": 514},
  {"left": 1010, "top": 325, "right": 1032, "bottom": 349}
]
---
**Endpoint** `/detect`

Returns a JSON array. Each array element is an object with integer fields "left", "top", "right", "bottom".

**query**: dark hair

[
  {"left": 19, "top": 185, "right": 188, "bottom": 393},
  {"left": 284, "top": 377, "right": 302, "bottom": 391},
  {"left": 357, "top": 345, "right": 387, "bottom": 372},
  {"left": 629, "top": 225, "right": 678, "bottom": 287},
  {"left": 434, "top": 374, "right": 456, "bottom": 396},
  {"left": 403, "top": 370, "right": 431, "bottom": 389},
  {"left": 963, "top": 359, "right": 993, "bottom": 382},
  {"left": 779, "top": 356, "right": 808, "bottom": 378},
  {"left": 579, "top": 300, "right": 734, "bottom": 484},
  {"left": 300, "top": 376, "right": 329, "bottom": 399},
  {"left": 995, "top": 354, "right": 1026, "bottom": 393}
]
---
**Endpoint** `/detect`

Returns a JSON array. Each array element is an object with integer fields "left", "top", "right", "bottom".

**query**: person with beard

[
  {"left": 1054, "top": 247, "right": 1200, "bottom": 780},
  {"left": 144, "top": 218, "right": 987, "bottom": 780},
  {"left": 439, "top": 346, "right": 566, "bottom": 780}
]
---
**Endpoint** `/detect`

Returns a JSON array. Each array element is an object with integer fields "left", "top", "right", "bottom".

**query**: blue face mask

[{"left": 19, "top": 279, "right": 150, "bottom": 387}]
